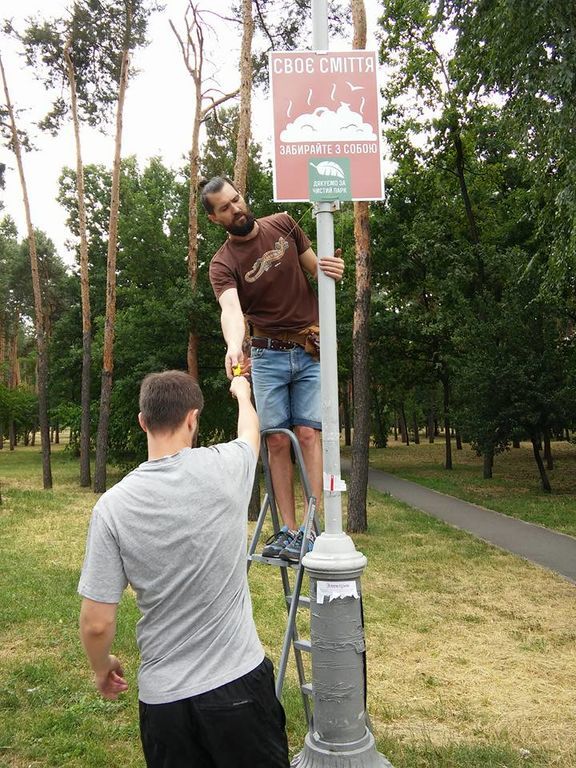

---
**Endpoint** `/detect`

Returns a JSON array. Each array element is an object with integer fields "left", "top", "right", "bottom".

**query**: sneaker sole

[{"left": 279, "top": 552, "right": 301, "bottom": 562}]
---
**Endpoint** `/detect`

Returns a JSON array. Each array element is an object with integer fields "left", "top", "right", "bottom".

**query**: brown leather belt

[{"left": 251, "top": 337, "right": 301, "bottom": 351}]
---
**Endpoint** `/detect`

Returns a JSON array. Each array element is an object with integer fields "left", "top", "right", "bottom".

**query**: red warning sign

[{"left": 269, "top": 50, "right": 384, "bottom": 202}]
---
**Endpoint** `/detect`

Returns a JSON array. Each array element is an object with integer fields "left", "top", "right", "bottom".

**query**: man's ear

[
  {"left": 187, "top": 409, "right": 198, "bottom": 431},
  {"left": 138, "top": 412, "right": 147, "bottom": 433},
  {"left": 207, "top": 212, "right": 217, "bottom": 224}
]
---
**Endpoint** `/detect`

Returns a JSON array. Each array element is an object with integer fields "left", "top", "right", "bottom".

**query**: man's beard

[{"left": 226, "top": 210, "right": 256, "bottom": 237}]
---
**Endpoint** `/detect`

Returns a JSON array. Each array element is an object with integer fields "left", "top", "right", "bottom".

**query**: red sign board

[{"left": 269, "top": 50, "right": 384, "bottom": 202}]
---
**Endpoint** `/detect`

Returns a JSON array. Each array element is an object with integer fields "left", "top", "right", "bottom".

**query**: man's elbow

[
  {"left": 80, "top": 616, "right": 114, "bottom": 639},
  {"left": 79, "top": 602, "right": 116, "bottom": 639}
]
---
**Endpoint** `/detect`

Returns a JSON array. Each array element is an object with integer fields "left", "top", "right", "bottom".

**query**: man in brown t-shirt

[{"left": 203, "top": 176, "right": 344, "bottom": 561}]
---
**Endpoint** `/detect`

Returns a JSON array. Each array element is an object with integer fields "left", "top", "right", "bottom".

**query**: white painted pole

[{"left": 293, "top": 2, "right": 393, "bottom": 766}]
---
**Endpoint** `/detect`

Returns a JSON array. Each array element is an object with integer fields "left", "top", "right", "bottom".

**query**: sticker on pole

[
  {"left": 309, "top": 158, "right": 351, "bottom": 201},
  {"left": 323, "top": 472, "right": 347, "bottom": 493},
  {"left": 316, "top": 580, "right": 359, "bottom": 604},
  {"left": 269, "top": 50, "right": 385, "bottom": 202}
]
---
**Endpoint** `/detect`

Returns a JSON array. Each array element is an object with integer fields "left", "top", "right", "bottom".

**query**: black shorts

[{"left": 139, "top": 657, "right": 290, "bottom": 768}]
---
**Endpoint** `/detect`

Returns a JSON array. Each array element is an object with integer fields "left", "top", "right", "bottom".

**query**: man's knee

[
  {"left": 266, "top": 432, "right": 291, "bottom": 456},
  {"left": 294, "top": 425, "right": 320, "bottom": 450}
]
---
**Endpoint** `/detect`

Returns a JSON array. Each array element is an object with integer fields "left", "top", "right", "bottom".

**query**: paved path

[{"left": 341, "top": 460, "right": 576, "bottom": 584}]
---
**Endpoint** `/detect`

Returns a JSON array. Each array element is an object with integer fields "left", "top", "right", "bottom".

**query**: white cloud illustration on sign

[{"left": 280, "top": 102, "right": 376, "bottom": 142}]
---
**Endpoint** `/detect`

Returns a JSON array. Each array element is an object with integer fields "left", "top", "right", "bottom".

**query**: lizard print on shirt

[{"left": 244, "top": 237, "right": 289, "bottom": 283}]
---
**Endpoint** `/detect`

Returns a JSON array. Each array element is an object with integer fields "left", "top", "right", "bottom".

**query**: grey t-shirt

[{"left": 78, "top": 438, "right": 264, "bottom": 704}]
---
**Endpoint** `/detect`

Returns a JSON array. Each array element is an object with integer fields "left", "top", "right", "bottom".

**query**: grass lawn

[
  {"left": 361, "top": 438, "right": 576, "bottom": 537},
  {"left": 1, "top": 444, "right": 576, "bottom": 767}
]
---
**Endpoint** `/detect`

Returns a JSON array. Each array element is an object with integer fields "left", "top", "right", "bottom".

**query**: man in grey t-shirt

[{"left": 78, "top": 370, "right": 289, "bottom": 768}]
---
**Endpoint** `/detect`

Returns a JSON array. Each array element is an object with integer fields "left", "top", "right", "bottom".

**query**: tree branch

[
  {"left": 254, "top": 0, "right": 275, "bottom": 51},
  {"left": 200, "top": 88, "right": 239, "bottom": 120}
]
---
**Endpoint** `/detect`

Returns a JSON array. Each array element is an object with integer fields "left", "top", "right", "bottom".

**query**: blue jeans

[{"left": 250, "top": 345, "right": 321, "bottom": 431}]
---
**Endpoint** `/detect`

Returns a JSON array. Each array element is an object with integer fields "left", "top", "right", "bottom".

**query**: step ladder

[{"left": 247, "top": 428, "right": 319, "bottom": 729}]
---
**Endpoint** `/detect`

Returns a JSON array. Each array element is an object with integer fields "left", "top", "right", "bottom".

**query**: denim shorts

[{"left": 250, "top": 345, "right": 321, "bottom": 431}]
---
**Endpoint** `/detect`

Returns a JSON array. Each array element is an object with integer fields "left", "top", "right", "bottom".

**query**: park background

[{"left": 1, "top": 1, "right": 576, "bottom": 766}]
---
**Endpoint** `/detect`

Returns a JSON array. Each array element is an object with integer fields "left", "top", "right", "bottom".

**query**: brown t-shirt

[{"left": 209, "top": 213, "right": 319, "bottom": 336}]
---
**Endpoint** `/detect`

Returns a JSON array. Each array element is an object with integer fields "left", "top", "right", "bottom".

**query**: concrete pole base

[{"left": 290, "top": 728, "right": 393, "bottom": 768}]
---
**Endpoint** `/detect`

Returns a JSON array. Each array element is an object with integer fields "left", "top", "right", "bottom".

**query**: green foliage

[
  {"left": 448, "top": 0, "right": 576, "bottom": 317},
  {"left": 0, "top": 216, "right": 19, "bottom": 366},
  {"left": 12, "top": 230, "right": 72, "bottom": 328},
  {"left": 375, "top": 0, "right": 576, "bottom": 476},
  {"left": 13, "top": 0, "right": 161, "bottom": 133},
  {"left": 0, "top": 383, "right": 38, "bottom": 431}
]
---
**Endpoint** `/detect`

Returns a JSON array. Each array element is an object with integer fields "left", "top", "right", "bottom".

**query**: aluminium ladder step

[
  {"left": 248, "top": 553, "right": 300, "bottom": 569},
  {"left": 286, "top": 594, "right": 310, "bottom": 608}
]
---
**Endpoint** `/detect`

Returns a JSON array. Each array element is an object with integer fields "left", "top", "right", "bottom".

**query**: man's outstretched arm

[
  {"left": 219, "top": 287, "right": 246, "bottom": 378},
  {"left": 230, "top": 375, "right": 260, "bottom": 457}
]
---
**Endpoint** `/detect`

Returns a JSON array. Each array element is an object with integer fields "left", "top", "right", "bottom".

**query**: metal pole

[
  {"left": 316, "top": 203, "right": 343, "bottom": 537},
  {"left": 293, "top": 2, "right": 393, "bottom": 766}
]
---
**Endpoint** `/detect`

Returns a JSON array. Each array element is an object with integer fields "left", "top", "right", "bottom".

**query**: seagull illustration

[{"left": 346, "top": 81, "right": 365, "bottom": 91}]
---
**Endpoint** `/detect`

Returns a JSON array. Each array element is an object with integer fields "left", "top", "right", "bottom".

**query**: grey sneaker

[
  {"left": 262, "top": 526, "right": 295, "bottom": 558},
  {"left": 279, "top": 527, "right": 316, "bottom": 562}
]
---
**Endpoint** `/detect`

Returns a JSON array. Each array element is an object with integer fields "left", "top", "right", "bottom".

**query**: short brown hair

[{"left": 139, "top": 370, "right": 204, "bottom": 433}]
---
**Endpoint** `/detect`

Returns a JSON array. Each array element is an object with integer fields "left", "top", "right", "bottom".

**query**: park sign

[{"left": 269, "top": 50, "right": 384, "bottom": 202}]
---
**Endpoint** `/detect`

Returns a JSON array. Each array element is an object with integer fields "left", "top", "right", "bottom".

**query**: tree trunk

[
  {"left": 9, "top": 419, "right": 16, "bottom": 450},
  {"left": 427, "top": 407, "right": 435, "bottom": 443},
  {"left": 513, "top": 437, "right": 520, "bottom": 448},
  {"left": 530, "top": 434, "right": 551, "bottom": 493},
  {"left": 412, "top": 412, "right": 420, "bottom": 444},
  {"left": 94, "top": 40, "right": 130, "bottom": 493},
  {"left": 348, "top": 198, "right": 371, "bottom": 533},
  {"left": 64, "top": 35, "right": 92, "bottom": 488},
  {"left": 393, "top": 413, "right": 398, "bottom": 441},
  {"left": 347, "top": 0, "right": 370, "bottom": 534},
  {"left": 170, "top": 9, "right": 239, "bottom": 384},
  {"left": 233, "top": 0, "right": 253, "bottom": 198},
  {"left": 455, "top": 428, "right": 462, "bottom": 450},
  {"left": 483, "top": 446, "right": 493, "bottom": 479},
  {"left": 400, "top": 403, "right": 409, "bottom": 446},
  {"left": 442, "top": 375, "right": 452, "bottom": 470},
  {"left": 543, "top": 427, "right": 553, "bottom": 470},
  {"left": 185, "top": 55, "right": 202, "bottom": 381},
  {"left": 186, "top": 331, "right": 199, "bottom": 386},
  {"left": 372, "top": 386, "right": 386, "bottom": 448},
  {"left": 1, "top": 53, "right": 52, "bottom": 488},
  {"left": 342, "top": 380, "right": 352, "bottom": 447}
]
